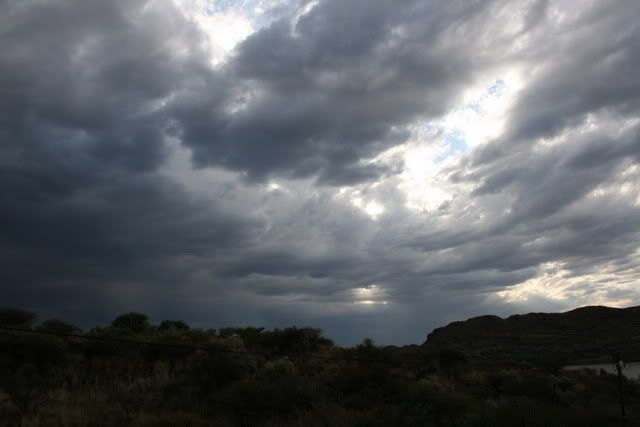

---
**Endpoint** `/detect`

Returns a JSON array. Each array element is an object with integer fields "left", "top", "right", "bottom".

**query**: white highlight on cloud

[
  {"left": 292, "top": 0, "right": 319, "bottom": 33},
  {"left": 390, "top": 72, "right": 524, "bottom": 213},
  {"left": 398, "top": 140, "right": 454, "bottom": 213},
  {"left": 443, "top": 70, "right": 524, "bottom": 148},
  {"left": 330, "top": 73, "right": 526, "bottom": 215},
  {"left": 267, "top": 181, "right": 281, "bottom": 192},
  {"left": 588, "top": 162, "right": 640, "bottom": 201},
  {"left": 333, "top": 182, "right": 386, "bottom": 221},
  {"left": 175, "top": 0, "right": 254, "bottom": 65},
  {"left": 350, "top": 197, "right": 385, "bottom": 220},
  {"left": 497, "top": 260, "right": 640, "bottom": 309},
  {"left": 353, "top": 284, "right": 389, "bottom": 305}
]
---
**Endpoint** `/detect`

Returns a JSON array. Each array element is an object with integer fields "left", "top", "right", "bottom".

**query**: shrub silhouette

[
  {"left": 111, "top": 312, "right": 150, "bottom": 333},
  {"left": 158, "top": 320, "right": 190, "bottom": 332},
  {"left": 0, "top": 307, "right": 637, "bottom": 427}
]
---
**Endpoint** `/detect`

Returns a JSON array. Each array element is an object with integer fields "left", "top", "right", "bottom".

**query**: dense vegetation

[{"left": 1, "top": 307, "right": 640, "bottom": 426}]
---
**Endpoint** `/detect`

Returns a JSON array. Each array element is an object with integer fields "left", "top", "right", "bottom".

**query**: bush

[
  {"left": 111, "top": 312, "right": 150, "bottom": 333},
  {"left": 159, "top": 320, "right": 190, "bottom": 332}
]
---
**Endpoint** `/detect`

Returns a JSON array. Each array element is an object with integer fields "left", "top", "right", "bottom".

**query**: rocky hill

[{"left": 423, "top": 305, "right": 640, "bottom": 363}]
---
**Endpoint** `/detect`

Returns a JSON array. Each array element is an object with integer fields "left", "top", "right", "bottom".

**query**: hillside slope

[{"left": 423, "top": 305, "right": 640, "bottom": 362}]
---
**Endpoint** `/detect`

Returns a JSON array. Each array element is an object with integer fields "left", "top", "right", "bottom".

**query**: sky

[{"left": 1, "top": 0, "right": 640, "bottom": 345}]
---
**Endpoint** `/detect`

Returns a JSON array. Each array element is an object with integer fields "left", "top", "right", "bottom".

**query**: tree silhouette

[{"left": 111, "top": 312, "right": 150, "bottom": 333}]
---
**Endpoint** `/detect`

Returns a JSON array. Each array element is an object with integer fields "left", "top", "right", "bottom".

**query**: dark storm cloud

[
  {"left": 443, "top": 145, "right": 639, "bottom": 292},
  {"left": 0, "top": 0, "right": 211, "bottom": 171},
  {"left": 502, "top": 0, "right": 640, "bottom": 143},
  {"left": 1, "top": 0, "right": 640, "bottom": 344},
  {"left": 445, "top": 0, "right": 640, "bottom": 296},
  {"left": 0, "top": 167, "right": 264, "bottom": 307},
  {"left": 471, "top": 124, "right": 640, "bottom": 220},
  {"left": 175, "top": 0, "right": 515, "bottom": 183},
  {"left": 0, "top": 0, "right": 263, "bottom": 321}
]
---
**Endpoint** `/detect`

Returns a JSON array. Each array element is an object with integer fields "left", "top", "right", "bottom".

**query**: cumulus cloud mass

[{"left": 2, "top": 0, "right": 639, "bottom": 344}]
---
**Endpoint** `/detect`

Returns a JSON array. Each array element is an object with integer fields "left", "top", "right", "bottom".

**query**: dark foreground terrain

[{"left": 2, "top": 306, "right": 640, "bottom": 426}]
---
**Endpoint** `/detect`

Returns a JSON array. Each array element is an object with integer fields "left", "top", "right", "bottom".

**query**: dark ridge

[{"left": 423, "top": 305, "right": 640, "bottom": 363}]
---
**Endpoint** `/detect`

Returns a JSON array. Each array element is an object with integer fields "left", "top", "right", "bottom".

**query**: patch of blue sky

[
  {"left": 426, "top": 78, "right": 507, "bottom": 163},
  {"left": 436, "top": 129, "right": 467, "bottom": 163},
  {"left": 202, "top": 0, "right": 262, "bottom": 15},
  {"left": 488, "top": 79, "right": 506, "bottom": 95},
  {"left": 466, "top": 79, "right": 506, "bottom": 113},
  {"left": 467, "top": 102, "right": 482, "bottom": 113},
  {"left": 203, "top": 0, "right": 237, "bottom": 14},
  {"left": 200, "top": 0, "right": 282, "bottom": 28},
  {"left": 423, "top": 123, "right": 436, "bottom": 133}
]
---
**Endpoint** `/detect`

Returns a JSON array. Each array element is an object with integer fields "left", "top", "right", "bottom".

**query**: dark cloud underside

[{"left": 1, "top": 0, "right": 639, "bottom": 344}]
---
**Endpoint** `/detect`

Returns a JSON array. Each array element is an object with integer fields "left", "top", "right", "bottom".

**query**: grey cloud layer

[
  {"left": 177, "top": 0, "right": 519, "bottom": 183},
  {"left": 1, "top": 0, "right": 640, "bottom": 344}
]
